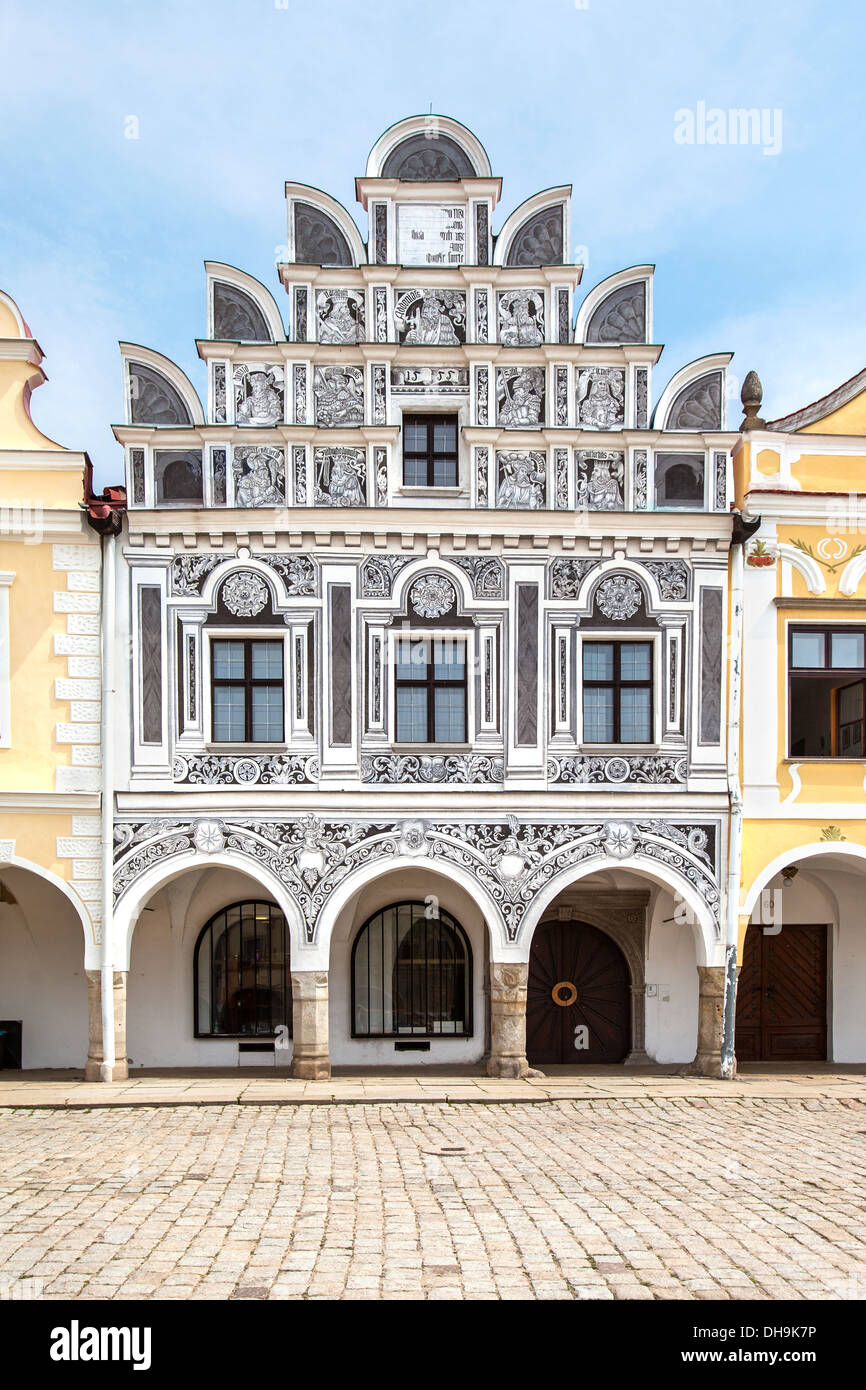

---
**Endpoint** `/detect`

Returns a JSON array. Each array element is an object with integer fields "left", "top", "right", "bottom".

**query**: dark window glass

[
  {"left": 654, "top": 453, "right": 705, "bottom": 509},
  {"left": 352, "top": 901, "right": 472, "bottom": 1038},
  {"left": 402, "top": 414, "right": 458, "bottom": 487},
  {"left": 582, "top": 640, "right": 653, "bottom": 743},
  {"left": 195, "top": 901, "right": 291, "bottom": 1038},
  {"left": 789, "top": 627, "right": 866, "bottom": 757},
  {"left": 212, "top": 639, "right": 284, "bottom": 743},
  {"left": 395, "top": 637, "right": 466, "bottom": 744}
]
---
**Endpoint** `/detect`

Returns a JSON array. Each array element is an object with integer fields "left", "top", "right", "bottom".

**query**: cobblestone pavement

[{"left": 1, "top": 1097, "right": 865, "bottom": 1301}]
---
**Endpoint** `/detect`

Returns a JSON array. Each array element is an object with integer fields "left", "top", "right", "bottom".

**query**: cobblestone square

[{"left": 1, "top": 1095, "right": 865, "bottom": 1301}]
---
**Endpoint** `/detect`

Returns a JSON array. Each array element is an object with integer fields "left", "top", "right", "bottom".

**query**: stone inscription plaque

[{"left": 396, "top": 204, "right": 466, "bottom": 266}]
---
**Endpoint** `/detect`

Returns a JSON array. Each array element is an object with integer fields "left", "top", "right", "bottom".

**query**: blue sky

[{"left": 1, "top": 0, "right": 864, "bottom": 485}]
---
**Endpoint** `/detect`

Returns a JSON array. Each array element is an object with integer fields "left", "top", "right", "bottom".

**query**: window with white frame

[
  {"left": 211, "top": 638, "right": 284, "bottom": 743},
  {"left": 394, "top": 635, "right": 467, "bottom": 744},
  {"left": 789, "top": 626, "right": 866, "bottom": 757},
  {"left": 581, "top": 639, "right": 653, "bottom": 744}
]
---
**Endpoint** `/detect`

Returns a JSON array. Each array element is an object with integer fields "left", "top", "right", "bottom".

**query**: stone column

[
  {"left": 687, "top": 965, "right": 727, "bottom": 1077},
  {"left": 624, "top": 985, "right": 651, "bottom": 1065},
  {"left": 291, "top": 970, "right": 331, "bottom": 1080},
  {"left": 84, "top": 970, "right": 128, "bottom": 1082},
  {"left": 487, "top": 962, "right": 538, "bottom": 1078}
]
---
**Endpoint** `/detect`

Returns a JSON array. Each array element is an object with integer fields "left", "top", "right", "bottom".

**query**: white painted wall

[
  {"left": 328, "top": 866, "right": 488, "bottom": 1066},
  {"left": 0, "top": 868, "right": 88, "bottom": 1069},
  {"left": 645, "top": 885, "right": 699, "bottom": 1063},
  {"left": 126, "top": 866, "right": 293, "bottom": 1068}
]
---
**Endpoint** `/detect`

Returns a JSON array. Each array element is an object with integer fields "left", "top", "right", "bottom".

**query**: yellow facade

[
  {"left": 0, "top": 287, "right": 102, "bottom": 951},
  {"left": 734, "top": 368, "right": 866, "bottom": 970}
]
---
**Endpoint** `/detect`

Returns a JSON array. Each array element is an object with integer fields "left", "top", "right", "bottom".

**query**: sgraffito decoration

[{"left": 114, "top": 814, "right": 720, "bottom": 944}]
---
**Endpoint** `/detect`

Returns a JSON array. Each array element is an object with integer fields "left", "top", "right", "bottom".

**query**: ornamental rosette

[
  {"left": 595, "top": 575, "right": 642, "bottom": 621},
  {"left": 221, "top": 570, "right": 269, "bottom": 616},
  {"left": 409, "top": 575, "right": 455, "bottom": 619}
]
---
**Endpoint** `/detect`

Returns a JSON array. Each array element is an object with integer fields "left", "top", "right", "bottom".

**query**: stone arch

[
  {"left": 0, "top": 859, "right": 94, "bottom": 1067},
  {"left": 519, "top": 857, "right": 719, "bottom": 968},
  {"left": 113, "top": 850, "right": 307, "bottom": 971},
  {"left": 6, "top": 854, "right": 94, "bottom": 954},
  {"left": 777, "top": 543, "right": 826, "bottom": 594},
  {"left": 312, "top": 853, "right": 508, "bottom": 969},
  {"left": 742, "top": 842, "right": 866, "bottom": 923}
]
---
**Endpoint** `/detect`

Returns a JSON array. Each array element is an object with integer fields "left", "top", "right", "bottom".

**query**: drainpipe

[
  {"left": 720, "top": 511, "right": 760, "bottom": 1078},
  {"left": 99, "top": 529, "right": 116, "bottom": 1081}
]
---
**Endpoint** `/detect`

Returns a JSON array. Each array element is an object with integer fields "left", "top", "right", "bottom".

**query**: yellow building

[
  {"left": 732, "top": 367, "right": 866, "bottom": 1062},
  {"left": 0, "top": 287, "right": 110, "bottom": 1074}
]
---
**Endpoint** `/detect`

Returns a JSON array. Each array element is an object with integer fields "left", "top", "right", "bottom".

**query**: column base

[
  {"left": 684, "top": 1053, "right": 737, "bottom": 1079},
  {"left": 486, "top": 1056, "right": 544, "bottom": 1079},
  {"left": 623, "top": 1048, "right": 652, "bottom": 1065},
  {"left": 291, "top": 1057, "right": 331, "bottom": 1080}
]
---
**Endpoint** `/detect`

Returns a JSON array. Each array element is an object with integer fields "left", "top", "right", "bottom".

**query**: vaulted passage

[
  {"left": 527, "top": 919, "right": 631, "bottom": 1065},
  {"left": 736, "top": 922, "right": 827, "bottom": 1061}
]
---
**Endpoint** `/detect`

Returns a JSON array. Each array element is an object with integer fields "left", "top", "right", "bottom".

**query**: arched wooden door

[{"left": 527, "top": 919, "right": 631, "bottom": 1065}]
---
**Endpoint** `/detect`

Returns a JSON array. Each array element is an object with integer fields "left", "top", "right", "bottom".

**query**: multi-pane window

[
  {"left": 789, "top": 626, "right": 865, "bottom": 757},
  {"left": 352, "top": 902, "right": 472, "bottom": 1038},
  {"left": 402, "top": 414, "right": 458, "bottom": 487},
  {"left": 582, "top": 641, "right": 653, "bottom": 743},
  {"left": 212, "top": 639, "right": 284, "bottom": 743},
  {"left": 395, "top": 637, "right": 466, "bottom": 744},
  {"left": 194, "top": 901, "right": 291, "bottom": 1038}
]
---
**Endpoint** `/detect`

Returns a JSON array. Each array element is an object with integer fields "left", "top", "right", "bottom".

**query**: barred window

[
  {"left": 194, "top": 901, "right": 291, "bottom": 1038},
  {"left": 352, "top": 902, "right": 472, "bottom": 1038}
]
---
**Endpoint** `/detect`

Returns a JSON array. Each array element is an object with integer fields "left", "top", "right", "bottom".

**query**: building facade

[
  {"left": 733, "top": 370, "right": 866, "bottom": 1063},
  {"left": 0, "top": 288, "right": 108, "bottom": 1074},
  {"left": 97, "top": 115, "right": 740, "bottom": 1079}
]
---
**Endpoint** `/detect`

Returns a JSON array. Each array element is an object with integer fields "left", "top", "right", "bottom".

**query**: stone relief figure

[
  {"left": 496, "top": 367, "right": 545, "bottom": 428},
  {"left": 234, "top": 365, "right": 284, "bottom": 426},
  {"left": 233, "top": 446, "right": 285, "bottom": 507},
  {"left": 316, "top": 288, "right": 366, "bottom": 344},
  {"left": 576, "top": 451, "right": 625, "bottom": 511},
  {"left": 315, "top": 447, "right": 366, "bottom": 506},
  {"left": 496, "top": 450, "right": 546, "bottom": 509},
  {"left": 394, "top": 289, "right": 466, "bottom": 345},
  {"left": 576, "top": 367, "right": 625, "bottom": 429},
  {"left": 498, "top": 289, "right": 545, "bottom": 347},
  {"left": 314, "top": 366, "right": 365, "bottom": 427}
]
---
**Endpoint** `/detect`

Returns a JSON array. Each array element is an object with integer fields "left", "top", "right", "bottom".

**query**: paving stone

[{"left": 1, "top": 1094, "right": 865, "bottom": 1301}]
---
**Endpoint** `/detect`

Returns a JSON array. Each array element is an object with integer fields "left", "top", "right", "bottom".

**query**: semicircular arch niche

[
  {"left": 667, "top": 371, "right": 723, "bottom": 431},
  {"left": 586, "top": 282, "right": 647, "bottom": 344},
  {"left": 381, "top": 132, "right": 476, "bottom": 181},
  {"left": 294, "top": 202, "right": 354, "bottom": 267},
  {"left": 505, "top": 206, "right": 564, "bottom": 267},
  {"left": 128, "top": 362, "right": 193, "bottom": 426},
  {"left": 212, "top": 281, "right": 271, "bottom": 342}
]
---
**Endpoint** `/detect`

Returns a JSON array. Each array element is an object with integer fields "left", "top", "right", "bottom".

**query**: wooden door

[
  {"left": 527, "top": 919, "right": 631, "bottom": 1065},
  {"left": 735, "top": 923, "right": 827, "bottom": 1062}
]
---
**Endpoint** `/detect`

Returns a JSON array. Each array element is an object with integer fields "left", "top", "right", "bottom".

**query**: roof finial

[{"left": 740, "top": 370, "right": 766, "bottom": 431}]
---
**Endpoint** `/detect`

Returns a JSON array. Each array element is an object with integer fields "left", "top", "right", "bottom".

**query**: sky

[{"left": 1, "top": 0, "right": 864, "bottom": 486}]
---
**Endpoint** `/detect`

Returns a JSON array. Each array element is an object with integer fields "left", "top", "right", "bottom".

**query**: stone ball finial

[{"left": 740, "top": 370, "right": 766, "bottom": 430}]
